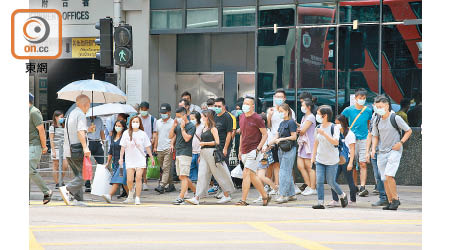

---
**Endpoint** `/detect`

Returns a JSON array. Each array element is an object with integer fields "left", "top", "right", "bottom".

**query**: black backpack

[{"left": 374, "top": 113, "right": 402, "bottom": 138}]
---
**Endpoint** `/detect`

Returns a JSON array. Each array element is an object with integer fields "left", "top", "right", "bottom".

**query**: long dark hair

[
  {"left": 128, "top": 116, "right": 144, "bottom": 141},
  {"left": 202, "top": 110, "right": 216, "bottom": 128},
  {"left": 111, "top": 120, "right": 127, "bottom": 143},
  {"left": 335, "top": 115, "right": 349, "bottom": 137},
  {"left": 52, "top": 110, "right": 64, "bottom": 128}
]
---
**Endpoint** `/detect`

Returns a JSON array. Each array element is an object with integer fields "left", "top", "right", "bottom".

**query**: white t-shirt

[
  {"left": 140, "top": 115, "right": 157, "bottom": 141},
  {"left": 314, "top": 123, "right": 340, "bottom": 166},
  {"left": 155, "top": 118, "right": 174, "bottom": 151},
  {"left": 192, "top": 124, "right": 204, "bottom": 154},
  {"left": 344, "top": 130, "right": 356, "bottom": 149},
  {"left": 120, "top": 129, "right": 151, "bottom": 168},
  {"left": 269, "top": 107, "right": 296, "bottom": 136}
]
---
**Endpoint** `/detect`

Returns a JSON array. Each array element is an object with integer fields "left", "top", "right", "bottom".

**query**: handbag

[
  {"left": 66, "top": 112, "right": 85, "bottom": 158},
  {"left": 82, "top": 156, "right": 93, "bottom": 181},
  {"left": 213, "top": 145, "right": 226, "bottom": 164},
  {"left": 146, "top": 156, "right": 160, "bottom": 179},
  {"left": 278, "top": 140, "right": 294, "bottom": 152}
]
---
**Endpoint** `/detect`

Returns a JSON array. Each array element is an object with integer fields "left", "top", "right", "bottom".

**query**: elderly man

[
  {"left": 29, "top": 93, "right": 52, "bottom": 204},
  {"left": 59, "top": 94, "right": 91, "bottom": 205}
]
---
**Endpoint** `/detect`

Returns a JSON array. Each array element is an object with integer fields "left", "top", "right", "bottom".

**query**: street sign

[{"left": 72, "top": 38, "right": 99, "bottom": 58}]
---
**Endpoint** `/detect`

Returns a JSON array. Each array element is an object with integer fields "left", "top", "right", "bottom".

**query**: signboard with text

[{"left": 72, "top": 37, "right": 99, "bottom": 58}]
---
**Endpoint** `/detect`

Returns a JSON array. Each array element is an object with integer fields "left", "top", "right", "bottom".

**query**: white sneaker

[
  {"left": 185, "top": 197, "right": 200, "bottom": 205},
  {"left": 327, "top": 200, "right": 340, "bottom": 207},
  {"left": 215, "top": 191, "right": 224, "bottom": 199},
  {"left": 123, "top": 197, "right": 134, "bottom": 204},
  {"left": 310, "top": 189, "right": 317, "bottom": 195},
  {"left": 71, "top": 200, "right": 87, "bottom": 206},
  {"left": 269, "top": 189, "right": 278, "bottom": 196},
  {"left": 275, "top": 196, "right": 288, "bottom": 204},
  {"left": 301, "top": 187, "right": 315, "bottom": 196},
  {"left": 59, "top": 186, "right": 71, "bottom": 205},
  {"left": 135, "top": 197, "right": 141, "bottom": 205},
  {"left": 217, "top": 195, "right": 232, "bottom": 204},
  {"left": 142, "top": 183, "right": 149, "bottom": 191},
  {"left": 294, "top": 185, "right": 302, "bottom": 195},
  {"left": 253, "top": 196, "right": 263, "bottom": 203},
  {"left": 288, "top": 195, "right": 297, "bottom": 201},
  {"left": 102, "top": 194, "right": 112, "bottom": 203}
]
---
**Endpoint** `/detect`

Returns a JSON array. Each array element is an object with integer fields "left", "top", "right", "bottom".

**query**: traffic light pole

[{"left": 113, "top": 0, "right": 126, "bottom": 92}]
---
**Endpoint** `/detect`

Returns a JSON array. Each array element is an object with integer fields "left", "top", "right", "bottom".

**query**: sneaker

[
  {"left": 85, "top": 187, "right": 91, "bottom": 193},
  {"left": 72, "top": 200, "right": 87, "bottom": 206},
  {"left": 135, "top": 197, "right": 141, "bottom": 205},
  {"left": 253, "top": 196, "right": 263, "bottom": 203},
  {"left": 173, "top": 197, "right": 185, "bottom": 205},
  {"left": 372, "top": 187, "right": 379, "bottom": 194},
  {"left": 312, "top": 204, "right": 325, "bottom": 209},
  {"left": 348, "top": 200, "right": 356, "bottom": 206},
  {"left": 358, "top": 186, "right": 369, "bottom": 197},
  {"left": 294, "top": 185, "right": 302, "bottom": 195},
  {"left": 340, "top": 193, "right": 348, "bottom": 208},
  {"left": 327, "top": 200, "right": 340, "bottom": 207},
  {"left": 217, "top": 196, "right": 232, "bottom": 204},
  {"left": 299, "top": 183, "right": 308, "bottom": 192},
  {"left": 165, "top": 184, "right": 176, "bottom": 193},
  {"left": 155, "top": 185, "right": 165, "bottom": 194},
  {"left": 288, "top": 195, "right": 297, "bottom": 201},
  {"left": 372, "top": 199, "right": 389, "bottom": 207},
  {"left": 55, "top": 183, "right": 60, "bottom": 189},
  {"left": 102, "top": 194, "right": 112, "bottom": 203},
  {"left": 215, "top": 191, "right": 224, "bottom": 199},
  {"left": 142, "top": 183, "right": 149, "bottom": 191},
  {"left": 275, "top": 196, "right": 288, "bottom": 204},
  {"left": 59, "top": 186, "right": 71, "bottom": 206},
  {"left": 301, "top": 187, "right": 315, "bottom": 196},
  {"left": 264, "top": 185, "right": 271, "bottom": 193},
  {"left": 387, "top": 199, "right": 401, "bottom": 210},
  {"left": 123, "top": 197, "right": 134, "bottom": 204},
  {"left": 118, "top": 190, "right": 127, "bottom": 199},
  {"left": 382, "top": 203, "right": 392, "bottom": 210},
  {"left": 185, "top": 197, "right": 200, "bottom": 205},
  {"left": 268, "top": 189, "right": 278, "bottom": 196},
  {"left": 310, "top": 189, "right": 317, "bottom": 195},
  {"left": 208, "top": 185, "right": 219, "bottom": 195}
]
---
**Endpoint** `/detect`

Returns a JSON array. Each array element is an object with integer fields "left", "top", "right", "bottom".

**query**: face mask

[
  {"left": 176, "top": 118, "right": 183, "bottom": 124},
  {"left": 115, "top": 126, "right": 123, "bottom": 132},
  {"left": 373, "top": 105, "right": 378, "bottom": 113},
  {"left": 58, "top": 118, "right": 65, "bottom": 124},
  {"left": 301, "top": 106, "right": 307, "bottom": 114},
  {"left": 316, "top": 114, "right": 323, "bottom": 124},
  {"left": 242, "top": 104, "right": 251, "bottom": 113},
  {"left": 208, "top": 107, "right": 214, "bottom": 111},
  {"left": 140, "top": 111, "right": 148, "bottom": 116},
  {"left": 236, "top": 110, "right": 243, "bottom": 116},
  {"left": 376, "top": 108, "right": 386, "bottom": 116},
  {"left": 131, "top": 122, "right": 140, "bottom": 129},
  {"left": 357, "top": 99, "right": 366, "bottom": 106},
  {"left": 161, "top": 113, "right": 169, "bottom": 119},
  {"left": 214, "top": 107, "right": 222, "bottom": 114},
  {"left": 191, "top": 120, "right": 197, "bottom": 126},
  {"left": 274, "top": 98, "right": 284, "bottom": 106}
]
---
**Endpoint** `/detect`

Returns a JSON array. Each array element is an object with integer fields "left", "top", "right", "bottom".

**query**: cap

[
  {"left": 29, "top": 93, "right": 34, "bottom": 103},
  {"left": 139, "top": 101, "right": 150, "bottom": 109},
  {"left": 160, "top": 103, "right": 171, "bottom": 113}
]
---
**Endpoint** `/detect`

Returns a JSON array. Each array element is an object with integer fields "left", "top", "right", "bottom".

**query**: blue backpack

[{"left": 328, "top": 124, "right": 350, "bottom": 165}]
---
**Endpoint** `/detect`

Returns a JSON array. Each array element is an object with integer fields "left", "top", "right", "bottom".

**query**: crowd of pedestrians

[{"left": 29, "top": 87, "right": 414, "bottom": 210}]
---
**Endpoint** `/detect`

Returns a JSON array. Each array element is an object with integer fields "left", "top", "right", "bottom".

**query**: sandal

[
  {"left": 235, "top": 200, "right": 249, "bottom": 206},
  {"left": 262, "top": 195, "right": 271, "bottom": 206},
  {"left": 43, "top": 190, "right": 53, "bottom": 205}
]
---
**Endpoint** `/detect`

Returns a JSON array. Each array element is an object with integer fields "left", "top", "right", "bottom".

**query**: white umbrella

[{"left": 86, "top": 103, "right": 137, "bottom": 117}]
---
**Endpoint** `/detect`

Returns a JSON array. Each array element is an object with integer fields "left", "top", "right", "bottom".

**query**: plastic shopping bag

[
  {"left": 231, "top": 165, "right": 243, "bottom": 179},
  {"left": 82, "top": 157, "right": 93, "bottom": 181},
  {"left": 146, "top": 156, "right": 160, "bottom": 179},
  {"left": 91, "top": 164, "right": 112, "bottom": 196}
]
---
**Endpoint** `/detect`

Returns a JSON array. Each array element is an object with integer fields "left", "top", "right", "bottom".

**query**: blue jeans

[
  {"left": 372, "top": 153, "right": 387, "bottom": 201},
  {"left": 190, "top": 153, "right": 199, "bottom": 181},
  {"left": 316, "top": 162, "right": 343, "bottom": 201},
  {"left": 331, "top": 164, "right": 357, "bottom": 202},
  {"left": 278, "top": 147, "right": 297, "bottom": 197}
]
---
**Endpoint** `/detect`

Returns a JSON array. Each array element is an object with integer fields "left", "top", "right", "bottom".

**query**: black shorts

[{"left": 270, "top": 144, "right": 280, "bottom": 163}]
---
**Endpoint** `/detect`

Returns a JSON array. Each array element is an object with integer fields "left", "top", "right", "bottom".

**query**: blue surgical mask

[
  {"left": 115, "top": 126, "right": 123, "bottom": 133},
  {"left": 161, "top": 113, "right": 169, "bottom": 119},
  {"left": 191, "top": 120, "right": 197, "bottom": 126},
  {"left": 316, "top": 114, "right": 323, "bottom": 124},
  {"left": 214, "top": 107, "right": 222, "bottom": 114},
  {"left": 376, "top": 108, "right": 386, "bottom": 116},
  {"left": 274, "top": 98, "right": 284, "bottom": 106},
  {"left": 357, "top": 99, "right": 366, "bottom": 106},
  {"left": 58, "top": 118, "right": 65, "bottom": 124},
  {"left": 242, "top": 104, "right": 251, "bottom": 113},
  {"left": 140, "top": 111, "right": 148, "bottom": 116}
]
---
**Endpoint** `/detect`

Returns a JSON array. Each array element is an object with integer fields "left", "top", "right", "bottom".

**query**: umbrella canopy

[
  {"left": 57, "top": 79, "right": 126, "bottom": 103},
  {"left": 86, "top": 103, "right": 137, "bottom": 117}
]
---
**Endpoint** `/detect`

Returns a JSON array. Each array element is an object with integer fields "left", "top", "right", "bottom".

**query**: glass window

[
  {"left": 297, "top": 3, "right": 336, "bottom": 25},
  {"left": 186, "top": 8, "right": 219, "bottom": 29},
  {"left": 339, "top": 1, "right": 385, "bottom": 24},
  {"left": 259, "top": 5, "right": 295, "bottom": 27},
  {"left": 223, "top": 6, "right": 256, "bottom": 27},
  {"left": 410, "top": 1, "right": 422, "bottom": 19},
  {"left": 382, "top": 0, "right": 421, "bottom": 22},
  {"left": 257, "top": 28, "right": 296, "bottom": 113},
  {"left": 151, "top": 10, "right": 183, "bottom": 30}
]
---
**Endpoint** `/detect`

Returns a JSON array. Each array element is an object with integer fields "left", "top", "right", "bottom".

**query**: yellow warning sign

[{"left": 72, "top": 38, "right": 100, "bottom": 58}]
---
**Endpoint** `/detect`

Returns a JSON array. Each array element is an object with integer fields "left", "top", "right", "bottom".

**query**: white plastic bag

[
  {"left": 91, "top": 164, "right": 112, "bottom": 196},
  {"left": 231, "top": 165, "right": 243, "bottom": 179}
]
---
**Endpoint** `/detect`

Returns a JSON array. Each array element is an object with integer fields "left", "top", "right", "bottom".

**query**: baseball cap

[
  {"left": 160, "top": 103, "right": 171, "bottom": 113},
  {"left": 139, "top": 101, "right": 150, "bottom": 109}
]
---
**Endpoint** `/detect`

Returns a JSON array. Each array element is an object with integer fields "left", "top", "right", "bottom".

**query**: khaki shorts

[
  {"left": 355, "top": 139, "right": 367, "bottom": 163},
  {"left": 242, "top": 150, "right": 263, "bottom": 173},
  {"left": 176, "top": 155, "right": 192, "bottom": 177}
]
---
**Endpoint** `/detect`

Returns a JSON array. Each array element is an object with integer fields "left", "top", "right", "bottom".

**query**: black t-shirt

[
  {"left": 174, "top": 122, "right": 196, "bottom": 156},
  {"left": 278, "top": 119, "right": 297, "bottom": 138},
  {"left": 214, "top": 112, "right": 233, "bottom": 150}
]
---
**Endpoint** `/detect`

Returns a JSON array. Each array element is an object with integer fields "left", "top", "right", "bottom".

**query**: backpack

[
  {"left": 321, "top": 124, "right": 349, "bottom": 165},
  {"left": 374, "top": 113, "right": 402, "bottom": 139}
]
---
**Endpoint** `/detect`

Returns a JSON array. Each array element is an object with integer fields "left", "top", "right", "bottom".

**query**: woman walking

[
  {"left": 268, "top": 103, "right": 298, "bottom": 204},
  {"left": 119, "top": 116, "right": 153, "bottom": 205},
  {"left": 296, "top": 99, "right": 317, "bottom": 196},
  {"left": 329, "top": 115, "right": 358, "bottom": 206},
  {"left": 186, "top": 110, "right": 235, "bottom": 205},
  {"left": 49, "top": 110, "right": 68, "bottom": 189},
  {"left": 311, "top": 105, "right": 348, "bottom": 209},
  {"left": 102, "top": 120, "right": 129, "bottom": 203}
]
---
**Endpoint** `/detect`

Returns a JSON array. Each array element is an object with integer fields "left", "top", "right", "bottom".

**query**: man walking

[
  {"left": 60, "top": 94, "right": 91, "bottom": 205},
  {"left": 169, "top": 107, "right": 197, "bottom": 205},
  {"left": 139, "top": 101, "right": 157, "bottom": 191},
  {"left": 29, "top": 93, "right": 52, "bottom": 204},
  {"left": 236, "top": 96, "right": 270, "bottom": 206},
  {"left": 153, "top": 103, "right": 176, "bottom": 194}
]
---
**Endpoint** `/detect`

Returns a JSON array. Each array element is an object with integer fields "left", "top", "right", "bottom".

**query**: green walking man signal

[
  {"left": 114, "top": 24, "right": 133, "bottom": 68},
  {"left": 119, "top": 50, "right": 126, "bottom": 61}
]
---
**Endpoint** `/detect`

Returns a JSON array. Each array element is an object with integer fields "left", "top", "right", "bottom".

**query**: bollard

[{"left": 58, "top": 140, "right": 64, "bottom": 187}]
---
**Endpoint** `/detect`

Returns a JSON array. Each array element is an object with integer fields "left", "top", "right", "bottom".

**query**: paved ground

[{"left": 30, "top": 178, "right": 422, "bottom": 250}]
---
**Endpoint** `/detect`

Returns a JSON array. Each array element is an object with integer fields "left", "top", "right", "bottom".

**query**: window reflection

[
  {"left": 223, "top": 6, "right": 256, "bottom": 27},
  {"left": 259, "top": 5, "right": 295, "bottom": 27},
  {"left": 298, "top": 3, "right": 336, "bottom": 25},
  {"left": 151, "top": 10, "right": 183, "bottom": 30},
  {"left": 187, "top": 8, "right": 218, "bottom": 29}
]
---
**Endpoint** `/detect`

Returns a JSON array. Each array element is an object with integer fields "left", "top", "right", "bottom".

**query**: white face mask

[
  {"left": 316, "top": 114, "right": 323, "bottom": 124},
  {"left": 242, "top": 104, "right": 251, "bottom": 113},
  {"left": 176, "top": 118, "right": 183, "bottom": 124},
  {"left": 115, "top": 126, "right": 123, "bottom": 133},
  {"left": 301, "top": 106, "right": 307, "bottom": 113},
  {"left": 131, "top": 122, "right": 140, "bottom": 129},
  {"left": 191, "top": 120, "right": 197, "bottom": 126},
  {"left": 376, "top": 107, "right": 386, "bottom": 116},
  {"left": 357, "top": 99, "right": 366, "bottom": 106}
]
